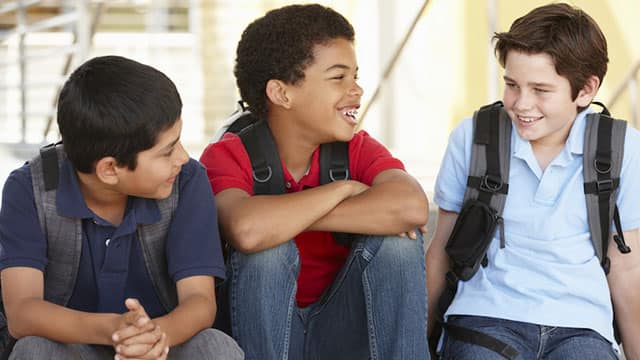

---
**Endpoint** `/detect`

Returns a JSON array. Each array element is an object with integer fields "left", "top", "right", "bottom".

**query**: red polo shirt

[{"left": 200, "top": 130, "right": 404, "bottom": 307}]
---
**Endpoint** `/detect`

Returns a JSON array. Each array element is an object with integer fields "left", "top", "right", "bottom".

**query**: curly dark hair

[{"left": 234, "top": 4, "right": 355, "bottom": 118}]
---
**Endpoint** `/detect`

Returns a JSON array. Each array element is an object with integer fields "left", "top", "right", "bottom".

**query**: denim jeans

[
  {"left": 440, "top": 315, "right": 618, "bottom": 360},
  {"left": 219, "top": 233, "right": 428, "bottom": 360},
  {"left": 9, "top": 329, "right": 244, "bottom": 359}
]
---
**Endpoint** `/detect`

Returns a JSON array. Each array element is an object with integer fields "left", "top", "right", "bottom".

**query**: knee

[
  {"left": 366, "top": 233, "right": 425, "bottom": 264},
  {"left": 231, "top": 240, "right": 299, "bottom": 275},
  {"left": 10, "top": 336, "right": 60, "bottom": 359},
  {"left": 185, "top": 329, "right": 244, "bottom": 359}
]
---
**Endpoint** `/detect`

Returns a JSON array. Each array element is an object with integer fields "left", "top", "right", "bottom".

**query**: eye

[
  {"left": 534, "top": 88, "right": 550, "bottom": 93},
  {"left": 163, "top": 148, "right": 175, "bottom": 157},
  {"left": 505, "top": 82, "right": 518, "bottom": 89},
  {"left": 330, "top": 74, "right": 345, "bottom": 80}
]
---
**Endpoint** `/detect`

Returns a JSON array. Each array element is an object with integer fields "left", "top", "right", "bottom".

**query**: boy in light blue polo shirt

[{"left": 427, "top": 3, "right": 640, "bottom": 359}]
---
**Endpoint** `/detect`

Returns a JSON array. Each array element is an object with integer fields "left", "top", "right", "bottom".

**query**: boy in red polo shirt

[{"left": 200, "top": 4, "right": 429, "bottom": 359}]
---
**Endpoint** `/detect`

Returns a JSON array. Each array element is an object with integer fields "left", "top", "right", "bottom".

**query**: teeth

[
  {"left": 343, "top": 109, "right": 358, "bottom": 118},
  {"left": 519, "top": 116, "right": 540, "bottom": 123}
]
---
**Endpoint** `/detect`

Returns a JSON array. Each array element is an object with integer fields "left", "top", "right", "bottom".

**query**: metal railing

[{"left": 0, "top": 0, "right": 98, "bottom": 144}]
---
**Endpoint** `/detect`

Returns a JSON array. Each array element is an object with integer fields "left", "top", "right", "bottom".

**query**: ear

[
  {"left": 575, "top": 75, "right": 600, "bottom": 108},
  {"left": 94, "top": 157, "right": 120, "bottom": 185},
  {"left": 265, "top": 79, "right": 292, "bottom": 109}
]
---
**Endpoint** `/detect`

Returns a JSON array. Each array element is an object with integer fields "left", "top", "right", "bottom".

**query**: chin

[
  {"left": 149, "top": 186, "right": 174, "bottom": 200},
  {"left": 336, "top": 129, "right": 356, "bottom": 142}
]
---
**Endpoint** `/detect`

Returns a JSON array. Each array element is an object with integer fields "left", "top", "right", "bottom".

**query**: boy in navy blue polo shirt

[{"left": 0, "top": 56, "right": 243, "bottom": 359}]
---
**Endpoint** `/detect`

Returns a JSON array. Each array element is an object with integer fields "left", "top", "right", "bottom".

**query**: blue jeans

[
  {"left": 219, "top": 233, "right": 428, "bottom": 360},
  {"left": 440, "top": 315, "right": 618, "bottom": 360}
]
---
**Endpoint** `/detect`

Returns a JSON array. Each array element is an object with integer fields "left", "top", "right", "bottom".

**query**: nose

[
  {"left": 175, "top": 142, "right": 189, "bottom": 166},
  {"left": 512, "top": 90, "right": 534, "bottom": 111},
  {"left": 350, "top": 81, "right": 363, "bottom": 98}
]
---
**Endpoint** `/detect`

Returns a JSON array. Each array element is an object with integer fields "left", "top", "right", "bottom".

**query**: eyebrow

[
  {"left": 503, "top": 76, "right": 554, "bottom": 88},
  {"left": 159, "top": 136, "right": 180, "bottom": 153},
  {"left": 324, "top": 64, "right": 358, "bottom": 72}
]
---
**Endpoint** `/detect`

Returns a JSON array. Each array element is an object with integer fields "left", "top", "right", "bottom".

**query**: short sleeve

[
  {"left": 199, "top": 134, "right": 254, "bottom": 195},
  {"left": 616, "top": 126, "right": 640, "bottom": 231},
  {"left": 349, "top": 131, "right": 405, "bottom": 185},
  {"left": 433, "top": 118, "right": 474, "bottom": 213},
  {"left": 166, "top": 160, "right": 226, "bottom": 281},
  {"left": 0, "top": 164, "right": 47, "bottom": 271}
]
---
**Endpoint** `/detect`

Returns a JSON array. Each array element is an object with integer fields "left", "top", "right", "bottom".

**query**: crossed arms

[{"left": 215, "top": 168, "right": 429, "bottom": 253}]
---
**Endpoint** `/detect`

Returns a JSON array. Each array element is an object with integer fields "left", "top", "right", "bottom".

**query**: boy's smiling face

[
  {"left": 502, "top": 50, "right": 597, "bottom": 149},
  {"left": 285, "top": 37, "right": 363, "bottom": 143},
  {"left": 115, "top": 118, "right": 189, "bottom": 199}
]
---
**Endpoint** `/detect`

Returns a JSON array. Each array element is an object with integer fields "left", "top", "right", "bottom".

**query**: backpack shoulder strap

[
  {"left": 137, "top": 175, "right": 180, "bottom": 312},
  {"left": 319, "top": 141, "right": 351, "bottom": 245},
  {"left": 30, "top": 144, "right": 82, "bottom": 306},
  {"left": 583, "top": 109, "right": 627, "bottom": 271},
  {"left": 464, "top": 101, "right": 512, "bottom": 215},
  {"left": 237, "top": 118, "right": 286, "bottom": 195},
  {"left": 319, "top": 141, "right": 350, "bottom": 185},
  {"left": 39, "top": 143, "right": 60, "bottom": 191}
]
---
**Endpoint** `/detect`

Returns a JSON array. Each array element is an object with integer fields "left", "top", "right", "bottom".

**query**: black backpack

[{"left": 428, "top": 101, "right": 631, "bottom": 358}]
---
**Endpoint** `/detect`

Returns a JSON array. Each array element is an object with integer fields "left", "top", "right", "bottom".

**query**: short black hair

[
  {"left": 57, "top": 55, "right": 182, "bottom": 173},
  {"left": 234, "top": 4, "right": 355, "bottom": 118}
]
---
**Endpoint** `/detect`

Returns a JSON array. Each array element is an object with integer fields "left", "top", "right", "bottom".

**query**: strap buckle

[
  {"left": 596, "top": 179, "right": 613, "bottom": 194},
  {"left": 480, "top": 174, "right": 503, "bottom": 193}
]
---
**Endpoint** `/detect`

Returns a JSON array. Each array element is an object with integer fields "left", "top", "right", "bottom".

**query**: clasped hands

[{"left": 112, "top": 298, "right": 169, "bottom": 360}]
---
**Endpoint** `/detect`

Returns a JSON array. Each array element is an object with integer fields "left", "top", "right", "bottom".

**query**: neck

[
  {"left": 76, "top": 171, "right": 128, "bottom": 225},
  {"left": 267, "top": 111, "right": 318, "bottom": 181}
]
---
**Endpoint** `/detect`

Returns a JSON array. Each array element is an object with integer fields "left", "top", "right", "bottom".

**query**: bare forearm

[
  {"left": 610, "top": 268, "right": 640, "bottom": 359},
  {"left": 308, "top": 180, "right": 428, "bottom": 234},
  {"left": 426, "top": 248, "right": 450, "bottom": 336},
  {"left": 221, "top": 181, "right": 355, "bottom": 252},
  {"left": 153, "top": 294, "right": 216, "bottom": 347},
  {"left": 8, "top": 299, "right": 117, "bottom": 345},
  {"left": 608, "top": 229, "right": 640, "bottom": 359},
  {"left": 426, "top": 209, "right": 457, "bottom": 336}
]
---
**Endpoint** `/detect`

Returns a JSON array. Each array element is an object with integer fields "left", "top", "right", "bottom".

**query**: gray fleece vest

[{"left": 29, "top": 145, "right": 180, "bottom": 312}]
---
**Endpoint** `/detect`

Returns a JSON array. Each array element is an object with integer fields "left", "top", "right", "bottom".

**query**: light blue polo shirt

[{"left": 434, "top": 108, "right": 640, "bottom": 347}]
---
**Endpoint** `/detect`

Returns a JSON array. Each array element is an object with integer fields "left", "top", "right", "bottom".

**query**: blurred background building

[{"left": 0, "top": 0, "right": 639, "bottom": 203}]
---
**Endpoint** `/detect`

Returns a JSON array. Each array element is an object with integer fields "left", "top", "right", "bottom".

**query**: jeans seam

[
  {"left": 362, "top": 269, "right": 378, "bottom": 360},
  {"left": 310, "top": 249, "right": 361, "bottom": 316}
]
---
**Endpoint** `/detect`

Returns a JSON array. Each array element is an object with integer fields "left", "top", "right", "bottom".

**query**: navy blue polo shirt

[{"left": 0, "top": 157, "right": 225, "bottom": 318}]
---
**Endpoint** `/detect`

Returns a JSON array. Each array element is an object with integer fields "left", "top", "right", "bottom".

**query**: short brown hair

[{"left": 494, "top": 3, "right": 608, "bottom": 101}]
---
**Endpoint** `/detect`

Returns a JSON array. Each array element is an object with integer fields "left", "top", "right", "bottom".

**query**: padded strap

[
  {"left": 319, "top": 141, "right": 351, "bottom": 245},
  {"left": 238, "top": 119, "right": 286, "bottom": 195},
  {"left": 319, "top": 141, "right": 350, "bottom": 184},
  {"left": 464, "top": 101, "right": 511, "bottom": 214},
  {"left": 583, "top": 111, "right": 626, "bottom": 266},
  {"left": 40, "top": 142, "right": 61, "bottom": 191}
]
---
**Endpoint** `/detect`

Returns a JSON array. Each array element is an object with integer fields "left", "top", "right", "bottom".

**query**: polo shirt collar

[{"left": 56, "top": 158, "right": 161, "bottom": 225}]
